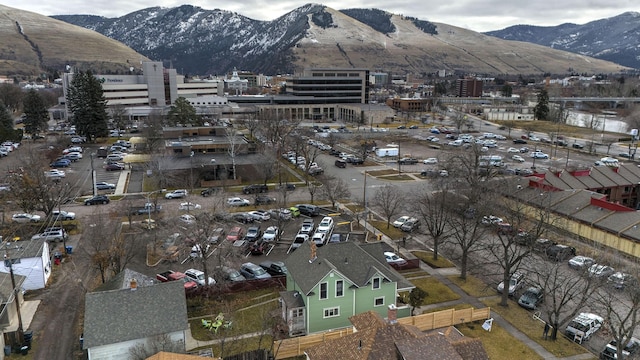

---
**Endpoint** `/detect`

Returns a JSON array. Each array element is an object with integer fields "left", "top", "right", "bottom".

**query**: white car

[
  {"left": 227, "top": 197, "right": 250, "bottom": 207},
  {"left": 106, "top": 153, "right": 125, "bottom": 161},
  {"left": 262, "top": 226, "right": 279, "bottom": 241},
  {"left": 384, "top": 252, "right": 408, "bottom": 266},
  {"left": 179, "top": 202, "right": 202, "bottom": 211},
  {"left": 531, "top": 152, "right": 549, "bottom": 159},
  {"left": 179, "top": 214, "right": 196, "bottom": 225},
  {"left": 165, "top": 189, "right": 188, "bottom": 199},
  {"left": 12, "top": 213, "right": 42, "bottom": 223},
  {"left": 44, "top": 169, "right": 66, "bottom": 179},
  {"left": 423, "top": 158, "right": 438, "bottom": 164},
  {"left": 95, "top": 182, "right": 116, "bottom": 190},
  {"left": 393, "top": 216, "right": 411, "bottom": 228},
  {"left": 248, "top": 210, "right": 271, "bottom": 221},
  {"left": 507, "top": 147, "right": 520, "bottom": 153},
  {"left": 312, "top": 232, "right": 327, "bottom": 246},
  {"left": 512, "top": 155, "right": 525, "bottom": 162}
]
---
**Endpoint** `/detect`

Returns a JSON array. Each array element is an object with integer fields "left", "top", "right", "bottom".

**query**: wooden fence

[{"left": 272, "top": 307, "right": 490, "bottom": 359}]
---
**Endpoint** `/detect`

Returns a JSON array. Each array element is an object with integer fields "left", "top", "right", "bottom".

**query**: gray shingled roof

[
  {"left": 83, "top": 281, "right": 188, "bottom": 349},
  {"left": 95, "top": 268, "right": 157, "bottom": 292},
  {"left": 285, "top": 241, "right": 412, "bottom": 295},
  {"left": 0, "top": 273, "right": 26, "bottom": 303},
  {"left": 2, "top": 239, "right": 45, "bottom": 259}
]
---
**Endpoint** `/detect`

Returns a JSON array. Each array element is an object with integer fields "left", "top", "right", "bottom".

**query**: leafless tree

[
  {"left": 225, "top": 126, "right": 241, "bottom": 180},
  {"left": 446, "top": 207, "right": 487, "bottom": 280},
  {"left": 371, "top": 184, "right": 406, "bottom": 229},
  {"left": 592, "top": 267, "right": 640, "bottom": 359},
  {"left": 109, "top": 103, "right": 128, "bottom": 131},
  {"left": 318, "top": 175, "right": 351, "bottom": 210},
  {"left": 140, "top": 108, "right": 165, "bottom": 154},
  {"left": 414, "top": 186, "right": 451, "bottom": 261},
  {"left": 237, "top": 112, "right": 260, "bottom": 140},
  {"left": 83, "top": 214, "right": 137, "bottom": 283},
  {"left": 7, "top": 149, "right": 78, "bottom": 216},
  {"left": 528, "top": 260, "right": 600, "bottom": 341},
  {"left": 254, "top": 153, "right": 277, "bottom": 186}
]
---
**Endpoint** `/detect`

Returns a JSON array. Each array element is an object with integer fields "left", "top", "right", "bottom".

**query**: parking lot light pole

[
  {"left": 90, "top": 153, "right": 97, "bottom": 196},
  {"left": 146, "top": 189, "right": 166, "bottom": 227}
]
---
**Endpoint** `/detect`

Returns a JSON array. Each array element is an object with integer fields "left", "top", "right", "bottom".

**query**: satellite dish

[
  {"left": 130, "top": 67, "right": 134, "bottom": 72},
  {"left": 65, "top": 65, "right": 71, "bottom": 71}
]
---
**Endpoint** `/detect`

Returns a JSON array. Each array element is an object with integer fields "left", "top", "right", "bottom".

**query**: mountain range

[
  {"left": 0, "top": 4, "right": 633, "bottom": 78},
  {"left": 484, "top": 11, "right": 640, "bottom": 70}
]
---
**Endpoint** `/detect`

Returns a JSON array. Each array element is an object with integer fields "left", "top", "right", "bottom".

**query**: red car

[{"left": 226, "top": 226, "right": 244, "bottom": 242}]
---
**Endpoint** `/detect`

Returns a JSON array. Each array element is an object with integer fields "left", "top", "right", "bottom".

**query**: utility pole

[
  {"left": 90, "top": 153, "right": 96, "bottom": 196},
  {"left": 3, "top": 241, "right": 25, "bottom": 345}
]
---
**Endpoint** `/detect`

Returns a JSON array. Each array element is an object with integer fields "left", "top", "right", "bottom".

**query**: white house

[
  {"left": 0, "top": 239, "right": 51, "bottom": 291},
  {"left": 83, "top": 279, "right": 188, "bottom": 360}
]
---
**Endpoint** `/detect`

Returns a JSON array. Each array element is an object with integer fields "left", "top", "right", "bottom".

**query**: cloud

[{"left": 3, "top": 0, "right": 638, "bottom": 32}]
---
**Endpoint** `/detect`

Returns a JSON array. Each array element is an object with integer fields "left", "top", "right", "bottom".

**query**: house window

[
  {"left": 323, "top": 307, "right": 340, "bottom": 318},
  {"left": 336, "top": 280, "right": 344, "bottom": 297},
  {"left": 292, "top": 308, "right": 304, "bottom": 318},
  {"left": 372, "top": 277, "right": 381, "bottom": 289},
  {"left": 374, "top": 297, "right": 384, "bottom": 307},
  {"left": 320, "top": 282, "right": 328, "bottom": 299}
]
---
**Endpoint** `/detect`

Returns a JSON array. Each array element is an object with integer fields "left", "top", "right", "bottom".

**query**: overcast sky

[{"left": 4, "top": 1, "right": 638, "bottom": 32}]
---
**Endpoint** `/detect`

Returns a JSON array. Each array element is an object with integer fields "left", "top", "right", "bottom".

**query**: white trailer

[{"left": 375, "top": 148, "right": 399, "bottom": 157}]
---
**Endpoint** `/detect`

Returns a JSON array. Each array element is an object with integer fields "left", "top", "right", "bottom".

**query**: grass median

[{"left": 481, "top": 296, "right": 589, "bottom": 357}]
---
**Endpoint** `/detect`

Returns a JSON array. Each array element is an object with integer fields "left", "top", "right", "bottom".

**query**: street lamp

[{"left": 146, "top": 189, "right": 166, "bottom": 228}]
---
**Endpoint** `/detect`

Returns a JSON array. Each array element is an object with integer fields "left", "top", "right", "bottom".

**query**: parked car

[
  {"left": 299, "top": 219, "right": 315, "bottom": 235},
  {"left": 262, "top": 226, "right": 279, "bottom": 242},
  {"left": 513, "top": 139, "right": 527, "bottom": 144},
  {"left": 104, "top": 163, "right": 125, "bottom": 171},
  {"left": 165, "top": 189, "right": 188, "bottom": 199},
  {"left": 31, "top": 228, "right": 67, "bottom": 242},
  {"left": 588, "top": 264, "right": 615, "bottom": 278},
  {"left": 240, "top": 262, "right": 272, "bottom": 279},
  {"left": 316, "top": 216, "right": 334, "bottom": 233},
  {"left": 565, "top": 313, "right": 603, "bottom": 341},
  {"left": 398, "top": 157, "right": 419, "bottom": 165},
  {"left": 497, "top": 272, "right": 525, "bottom": 296},
  {"left": 12, "top": 213, "right": 42, "bottom": 223},
  {"left": 200, "top": 187, "right": 220, "bottom": 197},
  {"left": 423, "top": 158, "right": 438, "bottom": 164},
  {"left": 177, "top": 201, "right": 201, "bottom": 211},
  {"left": 226, "top": 226, "right": 245, "bottom": 242},
  {"left": 255, "top": 195, "right": 276, "bottom": 205},
  {"left": 51, "top": 210, "right": 76, "bottom": 220},
  {"left": 568, "top": 255, "right": 595, "bottom": 270},
  {"left": 232, "top": 212, "right": 255, "bottom": 224},
  {"left": 600, "top": 337, "right": 640, "bottom": 360},
  {"left": 259, "top": 260, "right": 288, "bottom": 276},
  {"left": 311, "top": 232, "right": 327, "bottom": 246},
  {"left": 546, "top": 244, "right": 576, "bottom": 261},
  {"left": 50, "top": 159, "right": 71, "bottom": 168},
  {"left": 245, "top": 226, "right": 262, "bottom": 242},
  {"left": 179, "top": 214, "right": 196, "bottom": 225},
  {"left": 84, "top": 195, "right": 110, "bottom": 205},
  {"left": 518, "top": 287, "right": 544, "bottom": 310},
  {"left": 392, "top": 216, "right": 411, "bottom": 228},
  {"left": 184, "top": 268, "right": 216, "bottom": 286},
  {"left": 291, "top": 234, "right": 309, "bottom": 251},
  {"left": 607, "top": 272, "right": 637, "bottom": 290},
  {"left": 384, "top": 252, "right": 408, "bottom": 267},
  {"left": 227, "top": 197, "right": 250, "bottom": 207},
  {"left": 530, "top": 151, "right": 549, "bottom": 159},
  {"left": 221, "top": 266, "right": 246, "bottom": 282},
  {"left": 95, "top": 182, "right": 116, "bottom": 190},
  {"left": 401, "top": 218, "right": 420, "bottom": 232},
  {"left": 335, "top": 159, "right": 347, "bottom": 168},
  {"left": 295, "top": 204, "right": 320, "bottom": 217},
  {"left": 512, "top": 155, "right": 525, "bottom": 163},
  {"left": 242, "top": 184, "right": 269, "bottom": 194},
  {"left": 248, "top": 210, "right": 271, "bottom": 221}
]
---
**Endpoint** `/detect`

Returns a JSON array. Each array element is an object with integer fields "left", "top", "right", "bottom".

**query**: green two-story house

[{"left": 280, "top": 241, "right": 413, "bottom": 336}]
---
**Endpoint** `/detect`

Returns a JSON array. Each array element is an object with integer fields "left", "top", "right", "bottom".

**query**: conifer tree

[
  {"left": 66, "top": 70, "right": 109, "bottom": 140},
  {"left": 22, "top": 89, "right": 49, "bottom": 137}
]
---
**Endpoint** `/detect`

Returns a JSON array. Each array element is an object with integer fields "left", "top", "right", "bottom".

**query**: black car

[
  {"left": 518, "top": 287, "right": 544, "bottom": 310},
  {"left": 277, "top": 183, "right": 296, "bottom": 191},
  {"left": 546, "top": 244, "right": 576, "bottom": 261},
  {"left": 295, "top": 204, "right": 320, "bottom": 217},
  {"left": 200, "top": 187, "right": 220, "bottom": 197},
  {"left": 513, "top": 139, "right": 527, "bottom": 144},
  {"left": 618, "top": 152, "right": 631, "bottom": 159},
  {"left": 232, "top": 212, "right": 255, "bottom": 224},
  {"left": 255, "top": 195, "right": 276, "bottom": 205},
  {"left": 329, "top": 149, "right": 341, "bottom": 156},
  {"left": 243, "top": 184, "right": 269, "bottom": 194},
  {"left": 84, "top": 195, "right": 110, "bottom": 205},
  {"left": 347, "top": 157, "right": 364, "bottom": 165}
]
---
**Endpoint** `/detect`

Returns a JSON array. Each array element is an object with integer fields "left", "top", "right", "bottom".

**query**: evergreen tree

[
  {"left": 167, "top": 97, "right": 198, "bottom": 126},
  {"left": 0, "top": 101, "right": 17, "bottom": 142},
  {"left": 66, "top": 70, "right": 109, "bottom": 140},
  {"left": 533, "top": 89, "right": 550, "bottom": 120},
  {"left": 22, "top": 89, "right": 49, "bottom": 137}
]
